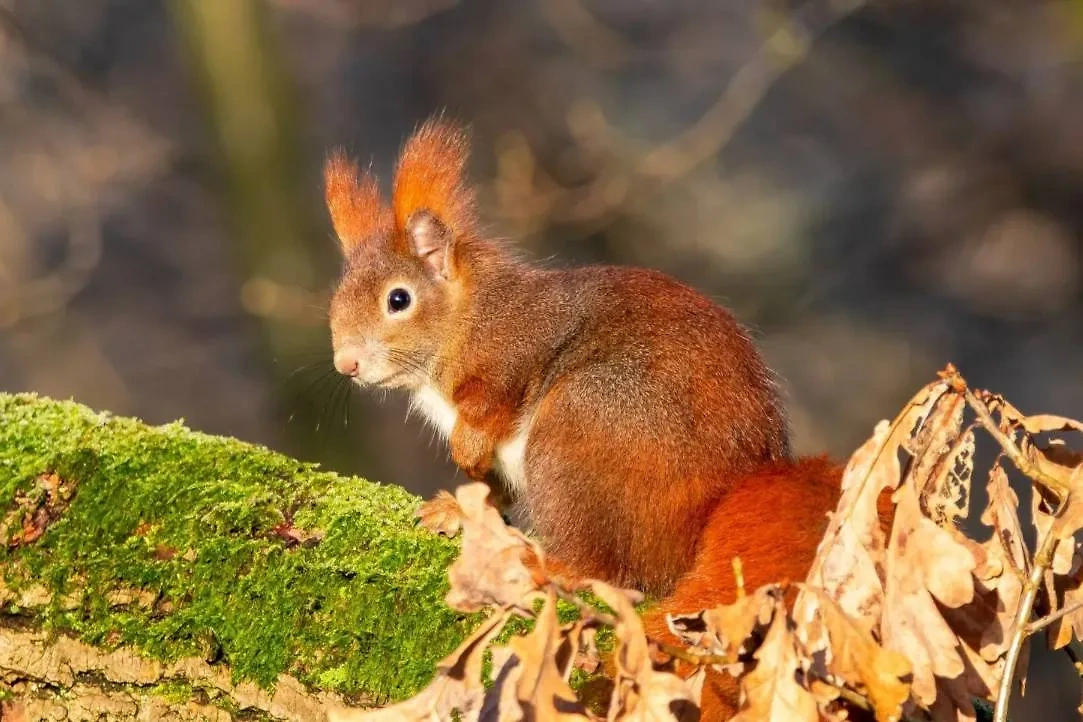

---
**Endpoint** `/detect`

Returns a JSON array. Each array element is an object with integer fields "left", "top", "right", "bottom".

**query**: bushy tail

[{"left": 642, "top": 455, "right": 845, "bottom": 720}]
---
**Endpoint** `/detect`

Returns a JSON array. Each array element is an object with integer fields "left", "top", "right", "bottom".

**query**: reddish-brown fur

[
  {"left": 641, "top": 456, "right": 843, "bottom": 720},
  {"left": 392, "top": 119, "right": 477, "bottom": 239},
  {"left": 323, "top": 150, "right": 393, "bottom": 248},
  {"left": 325, "top": 118, "right": 861, "bottom": 720}
]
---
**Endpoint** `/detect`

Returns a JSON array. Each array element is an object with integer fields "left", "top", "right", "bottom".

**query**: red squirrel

[{"left": 324, "top": 118, "right": 850, "bottom": 718}]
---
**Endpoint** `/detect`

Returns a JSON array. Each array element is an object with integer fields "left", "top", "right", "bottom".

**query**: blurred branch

[
  {"left": 491, "top": 0, "right": 868, "bottom": 229},
  {"left": 167, "top": 0, "right": 326, "bottom": 331},
  {"left": 0, "top": 7, "right": 162, "bottom": 330},
  {"left": 268, "top": 0, "right": 458, "bottom": 29},
  {"left": 0, "top": 204, "right": 103, "bottom": 329},
  {"left": 539, "top": 0, "right": 633, "bottom": 70}
]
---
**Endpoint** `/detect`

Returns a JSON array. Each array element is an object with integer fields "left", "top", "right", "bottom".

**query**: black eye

[{"left": 387, "top": 287, "right": 412, "bottom": 313}]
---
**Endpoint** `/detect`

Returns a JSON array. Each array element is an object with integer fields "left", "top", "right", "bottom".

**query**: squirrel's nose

[{"left": 333, "top": 348, "right": 362, "bottom": 377}]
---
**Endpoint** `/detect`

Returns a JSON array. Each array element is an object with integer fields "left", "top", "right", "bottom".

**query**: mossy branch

[{"left": 0, "top": 393, "right": 474, "bottom": 719}]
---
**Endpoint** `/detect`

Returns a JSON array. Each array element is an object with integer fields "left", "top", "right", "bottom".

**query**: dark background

[{"left": 1, "top": 0, "right": 1082, "bottom": 716}]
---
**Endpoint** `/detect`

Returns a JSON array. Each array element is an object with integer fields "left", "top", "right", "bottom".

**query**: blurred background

[{"left": 1, "top": 0, "right": 1082, "bottom": 715}]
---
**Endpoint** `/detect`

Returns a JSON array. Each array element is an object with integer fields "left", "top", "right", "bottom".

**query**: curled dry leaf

[
  {"left": 445, "top": 482, "right": 544, "bottom": 612},
  {"left": 932, "top": 462, "right": 1029, "bottom": 703},
  {"left": 1049, "top": 549, "right": 1083, "bottom": 651},
  {"left": 574, "top": 625, "right": 602, "bottom": 675},
  {"left": 973, "top": 463, "right": 1027, "bottom": 662},
  {"left": 920, "top": 427, "right": 974, "bottom": 530},
  {"left": 591, "top": 581, "right": 703, "bottom": 722},
  {"left": 986, "top": 392, "right": 1083, "bottom": 516},
  {"left": 666, "top": 584, "right": 782, "bottom": 676},
  {"left": 1005, "top": 412, "right": 1083, "bottom": 438},
  {"left": 906, "top": 391, "right": 968, "bottom": 527},
  {"left": 327, "top": 609, "right": 511, "bottom": 722},
  {"left": 880, "top": 483, "right": 976, "bottom": 708},
  {"left": 485, "top": 589, "right": 591, "bottom": 722},
  {"left": 416, "top": 490, "right": 465, "bottom": 537},
  {"left": 1028, "top": 442, "right": 1083, "bottom": 542},
  {"left": 791, "top": 585, "right": 911, "bottom": 722},
  {"left": 805, "top": 380, "right": 950, "bottom": 632},
  {"left": 731, "top": 594, "right": 818, "bottom": 722}
]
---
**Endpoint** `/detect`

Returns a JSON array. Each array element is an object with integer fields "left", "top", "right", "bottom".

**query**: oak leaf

[
  {"left": 445, "top": 482, "right": 544, "bottom": 612},
  {"left": 792, "top": 585, "right": 911, "bottom": 722},
  {"left": 805, "top": 380, "right": 951, "bottom": 631},
  {"left": 591, "top": 581, "right": 703, "bottom": 722},
  {"left": 880, "top": 483, "right": 976, "bottom": 708},
  {"left": 731, "top": 595, "right": 818, "bottom": 722},
  {"left": 487, "top": 590, "right": 591, "bottom": 722},
  {"left": 666, "top": 584, "right": 781, "bottom": 676}
]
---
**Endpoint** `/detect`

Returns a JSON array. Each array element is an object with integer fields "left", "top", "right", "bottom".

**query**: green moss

[{"left": 0, "top": 393, "right": 474, "bottom": 703}]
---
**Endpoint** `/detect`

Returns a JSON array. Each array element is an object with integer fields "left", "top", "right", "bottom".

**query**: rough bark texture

[{"left": 0, "top": 393, "right": 473, "bottom": 720}]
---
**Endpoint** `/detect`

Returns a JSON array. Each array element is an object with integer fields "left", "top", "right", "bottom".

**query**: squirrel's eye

[{"left": 387, "top": 287, "right": 412, "bottom": 313}]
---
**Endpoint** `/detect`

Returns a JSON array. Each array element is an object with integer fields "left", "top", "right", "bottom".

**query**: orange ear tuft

[
  {"left": 392, "top": 118, "right": 476, "bottom": 239},
  {"left": 323, "top": 149, "right": 393, "bottom": 251}
]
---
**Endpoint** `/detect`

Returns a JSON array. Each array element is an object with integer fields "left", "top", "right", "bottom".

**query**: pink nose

[{"left": 333, "top": 348, "right": 362, "bottom": 377}]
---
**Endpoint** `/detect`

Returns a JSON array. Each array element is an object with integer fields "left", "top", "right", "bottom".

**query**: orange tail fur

[{"left": 643, "top": 455, "right": 844, "bottom": 720}]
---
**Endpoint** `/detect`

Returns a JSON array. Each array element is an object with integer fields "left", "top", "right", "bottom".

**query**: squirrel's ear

[
  {"left": 392, "top": 118, "right": 476, "bottom": 278},
  {"left": 323, "top": 149, "right": 393, "bottom": 253}
]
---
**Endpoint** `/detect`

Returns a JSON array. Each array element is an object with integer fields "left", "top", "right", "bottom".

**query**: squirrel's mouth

[{"left": 369, "top": 370, "right": 412, "bottom": 389}]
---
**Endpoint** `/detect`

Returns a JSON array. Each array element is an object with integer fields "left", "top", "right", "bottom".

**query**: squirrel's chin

[{"left": 370, "top": 371, "right": 415, "bottom": 391}]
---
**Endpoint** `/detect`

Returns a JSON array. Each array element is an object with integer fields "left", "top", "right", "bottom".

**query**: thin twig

[
  {"left": 1026, "top": 598, "right": 1083, "bottom": 636},
  {"left": 490, "top": 0, "right": 872, "bottom": 227},
  {"left": 964, "top": 388, "right": 1069, "bottom": 502},
  {"left": 994, "top": 525, "right": 1059, "bottom": 722}
]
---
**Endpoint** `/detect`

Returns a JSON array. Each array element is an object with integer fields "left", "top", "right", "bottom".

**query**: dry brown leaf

[
  {"left": 666, "top": 584, "right": 781, "bottom": 676},
  {"left": 481, "top": 645, "right": 522, "bottom": 722},
  {"left": 1016, "top": 414, "right": 1083, "bottom": 437},
  {"left": 6, "top": 472, "right": 76, "bottom": 548},
  {"left": 416, "top": 490, "right": 465, "bottom": 537},
  {"left": 1029, "top": 444, "right": 1083, "bottom": 541},
  {"left": 905, "top": 391, "right": 968, "bottom": 526},
  {"left": 988, "top": 393, "right": 1083, "bottom": 523},
  {"left": 920, "top": 428, "right": 974, "bottom": 529},
  {"left": 731, "top": 596, "right": 818, "bottom": 722},
  {"left": 970, "top": 463, "right": 1027, "bottom": 663},
  {"left": 327, "top": 609, "right": 510, "bottom": 722},
  {"left": 880, "top": 483, "right": 976, "bottom": 707},
  {"left": 269, "top": 519, "right": 325, "bottom": 549},
  {"left": 805, "top": 380, "right": 951, "bottom": 631},
  {"left": 590, "top": 581, "right": 703, "bottom": 722},
  {"left": 574, "top": 625, "right": 602, "bottom": 675},
  {"left": 935, "top": 462, "right": 1029, "bottom": 700},
  {"left": 1048, "top": 549, "right": 1083, "bottom": 651},
  {"left": 490, "top": 589, "right": 591, "bottom": 722},
  {"left": 445, "top": 482, "right": 543, "bottom": 612},
  {"left": 792, "top": 585, "right": 911, "bottom": 722}
]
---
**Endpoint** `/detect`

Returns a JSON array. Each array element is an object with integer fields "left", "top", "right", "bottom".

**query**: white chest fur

[
  {"left": 411, "top": 384, "right": 458, "bottom": 441},
  {"left": 410, "top": 384, "right": 531, "bottom": 496}
]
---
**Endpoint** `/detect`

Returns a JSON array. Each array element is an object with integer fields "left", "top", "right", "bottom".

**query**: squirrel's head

[{"left": 324, "top": 118, "right": 477, "bottom": 389}]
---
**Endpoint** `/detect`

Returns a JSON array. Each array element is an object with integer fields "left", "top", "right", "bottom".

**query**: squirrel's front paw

[{"left": 416, "top": 490, "right": 465, "bottom": 537}]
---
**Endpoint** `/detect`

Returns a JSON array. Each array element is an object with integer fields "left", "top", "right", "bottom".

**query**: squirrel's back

[{"left": 461, "top": 261, "right": 793, "bottom": 592}]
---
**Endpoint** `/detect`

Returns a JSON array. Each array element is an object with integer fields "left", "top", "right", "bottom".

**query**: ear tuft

[
  {"left": 392, "top": 118, "right": 476, "bottom": 242},
  {"left": 323, "top": 149, "right": 393, "bottom": 251}
]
